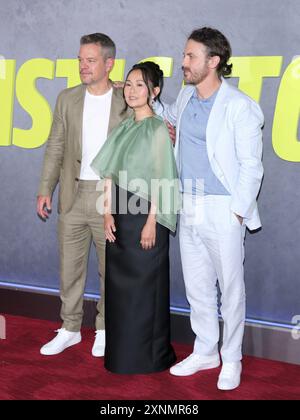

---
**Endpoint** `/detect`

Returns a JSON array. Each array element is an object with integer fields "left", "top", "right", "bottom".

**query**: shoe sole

[
  {"left": 170, "top": 360, "right": 220, "bottom": 376},
  {"left": 91, "top": 349, "right": 105, "bottom": 357},
  {"left": 217, "top": 381, "right": 241, "bottom": 391},
  {"left": 40, "top": 337, "right": 82, "bottom": 356}
]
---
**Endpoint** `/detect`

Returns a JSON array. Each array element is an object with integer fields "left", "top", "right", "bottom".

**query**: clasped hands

[{"left": 104, "top": 214, "right": 156, "bottom": 250}]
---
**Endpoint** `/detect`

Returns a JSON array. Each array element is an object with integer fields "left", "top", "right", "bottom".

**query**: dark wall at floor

[{"left": 1, "top": 0, "right": 300, "bottom": 326}]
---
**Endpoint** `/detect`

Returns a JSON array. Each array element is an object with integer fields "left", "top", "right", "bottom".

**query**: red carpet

[{"left": 0, "top": 314, "right": 299, "bottom": 400}]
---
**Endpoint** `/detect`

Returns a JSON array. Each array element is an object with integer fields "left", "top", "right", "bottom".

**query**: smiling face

[
  {"left": 182, "top": 39, "right": 220, "bottom": 85},
  {"left": 123, "top": 69, "right": 152, "bottom": 111},
  {"left": 78, "top": 43, "right": 114, "bottom": 87}
]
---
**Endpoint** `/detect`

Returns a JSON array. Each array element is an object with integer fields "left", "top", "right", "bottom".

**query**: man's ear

[
  {"left": 106, "top": 58, "right": 115, "bottom": 73},
  {"left": 209, "top": 55, "right": 220, "bottom": 70}
]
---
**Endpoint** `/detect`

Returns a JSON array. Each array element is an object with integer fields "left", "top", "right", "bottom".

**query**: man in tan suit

[{"left": 37, "top": 33, "right": 130, "bottom": 356}]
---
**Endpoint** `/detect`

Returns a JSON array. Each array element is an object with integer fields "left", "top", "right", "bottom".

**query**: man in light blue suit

[{"left": 160, "top": 27, "right": 264, "bottom": 390}]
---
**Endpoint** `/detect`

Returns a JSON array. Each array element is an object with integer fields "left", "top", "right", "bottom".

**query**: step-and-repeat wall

[{"left": 1, "top": 0, "right": 299, "bottom": 328}]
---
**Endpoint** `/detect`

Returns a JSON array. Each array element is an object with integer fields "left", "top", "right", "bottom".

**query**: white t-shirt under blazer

[{"left": 80, "top": 88, "right": 113, "bottom": 180}]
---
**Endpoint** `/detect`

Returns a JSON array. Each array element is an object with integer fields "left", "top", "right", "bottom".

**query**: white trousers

[{"left": 179, "top": 194, "right": 246, "bottom": 363}]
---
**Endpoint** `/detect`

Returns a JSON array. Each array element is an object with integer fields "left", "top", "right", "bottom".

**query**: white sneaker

[
  {"left": 170, "top": 353, "right": 220, "bottom": 376},
  {"left": 217, "top": 362, "right": 242, "bottom": 391},
  {"left": 91, "top": 330, "right": 105, "bottom": 357},
  {"left": 40, "top": 328, "right": 81, "bottom": 356}
]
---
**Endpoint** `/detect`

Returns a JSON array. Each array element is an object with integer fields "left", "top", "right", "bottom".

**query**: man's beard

[{"left": 182, "top": 66, "right": 209, "bottom": 85}]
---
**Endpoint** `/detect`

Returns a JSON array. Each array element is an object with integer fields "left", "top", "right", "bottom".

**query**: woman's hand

[
  {"left": 140, "top": 220, "right": 156, "bottom": 250},
  {"left": 112, "top": 81, "right": 125, "bottom": 89},
  {"left": 165, "top": 120, "right": 176, "bottom": 145},
  {"left": 104, "top": 214, "right": 116, "bottom": 242}
]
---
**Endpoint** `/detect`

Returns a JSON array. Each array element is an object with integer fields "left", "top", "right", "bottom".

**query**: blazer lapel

[
  {"left": 175, "top": 86, "right": 194, "bottom": 160},
  {"left": 107, "top": 86, "right": 126, "bottom": 135},
  {"left": 206, "top": 79, "right": 230, "bottom": 162},
  {"left": 72, "top": 84, "right": 86, "bottom": 159}
]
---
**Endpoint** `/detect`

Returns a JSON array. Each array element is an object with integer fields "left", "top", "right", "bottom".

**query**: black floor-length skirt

[{"left": 104, "top": 186, "right": 176, "bottom": 374}]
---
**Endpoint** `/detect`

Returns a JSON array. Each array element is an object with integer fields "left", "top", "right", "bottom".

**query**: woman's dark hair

[
  {"left": 188, "top": 27, "right": 232, "bottom": 77},
  {"left": 123, "top": 61, "right": 164, "bottom": 113}
]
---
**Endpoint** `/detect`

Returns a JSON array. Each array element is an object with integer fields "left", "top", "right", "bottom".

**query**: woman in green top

[{"left": 91, "top": 62, "right": 179, "bottom": 374}]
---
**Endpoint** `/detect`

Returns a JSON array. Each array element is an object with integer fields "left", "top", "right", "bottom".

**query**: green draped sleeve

[{"left": 91, "top": 115, "right": 180, "bottom": 232}]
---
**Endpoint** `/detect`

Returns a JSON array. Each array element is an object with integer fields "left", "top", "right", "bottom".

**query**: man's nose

[{"left": 80, "top": 61, "right": 88, "bottom": 70}]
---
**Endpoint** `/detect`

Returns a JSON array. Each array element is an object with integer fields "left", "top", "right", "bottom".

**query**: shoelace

[{"left": 180, "top": 354, "right": 199, "bottom": 366}]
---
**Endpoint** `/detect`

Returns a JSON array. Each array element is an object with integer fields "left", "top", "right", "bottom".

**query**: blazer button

[
  {"left": 77, "top": 160, "right": 81, "bottom": 164},
  {"left": 75, "top": 177, "right": 79, "bottom": 181}
]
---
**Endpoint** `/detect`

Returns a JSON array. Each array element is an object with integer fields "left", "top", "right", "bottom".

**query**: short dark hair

[
  {"left": 123, "top": 61, "right": 164, "bottom": 112},
  {"left": 188, "top": 27, "right": 232, "bottom": 77},
  {"left": 80, "top": 33, "right": 116, "bottom": 59}
]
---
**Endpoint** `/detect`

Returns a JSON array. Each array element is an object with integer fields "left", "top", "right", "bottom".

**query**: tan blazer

[{"left": 38, "top": 83, "right": 131, "bottom": 214}]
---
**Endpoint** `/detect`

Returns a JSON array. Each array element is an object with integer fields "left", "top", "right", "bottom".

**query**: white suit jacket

[{"left": 159, "top": 79, "right": 264, "bottom": 231}]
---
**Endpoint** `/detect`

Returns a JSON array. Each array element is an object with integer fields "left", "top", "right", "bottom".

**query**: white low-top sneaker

[
  {"left": 217, "top": 362, "right": 242, "bottom": 391},
  {"left": 40, "top": 328, "right": 81, "bottom": 356},
  {"left": 92, "top": 330, "right": 105, "bottom": 357},
  {"left": 170, "top": 353, "right": 220, "bottom": 376}
]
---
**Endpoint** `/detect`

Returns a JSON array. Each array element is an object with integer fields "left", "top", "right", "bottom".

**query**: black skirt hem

[{"left": 104, "top": 355, "right": 177, "bottom": 375}]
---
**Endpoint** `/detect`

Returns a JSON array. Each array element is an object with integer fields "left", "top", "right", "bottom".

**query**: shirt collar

[{"left": 192, "top": 87, "right": 220, "bottom": 103}]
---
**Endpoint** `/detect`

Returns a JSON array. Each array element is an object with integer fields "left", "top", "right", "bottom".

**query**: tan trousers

[{"left": 58, "top": 180, "right": 105, "bottom": 332}]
